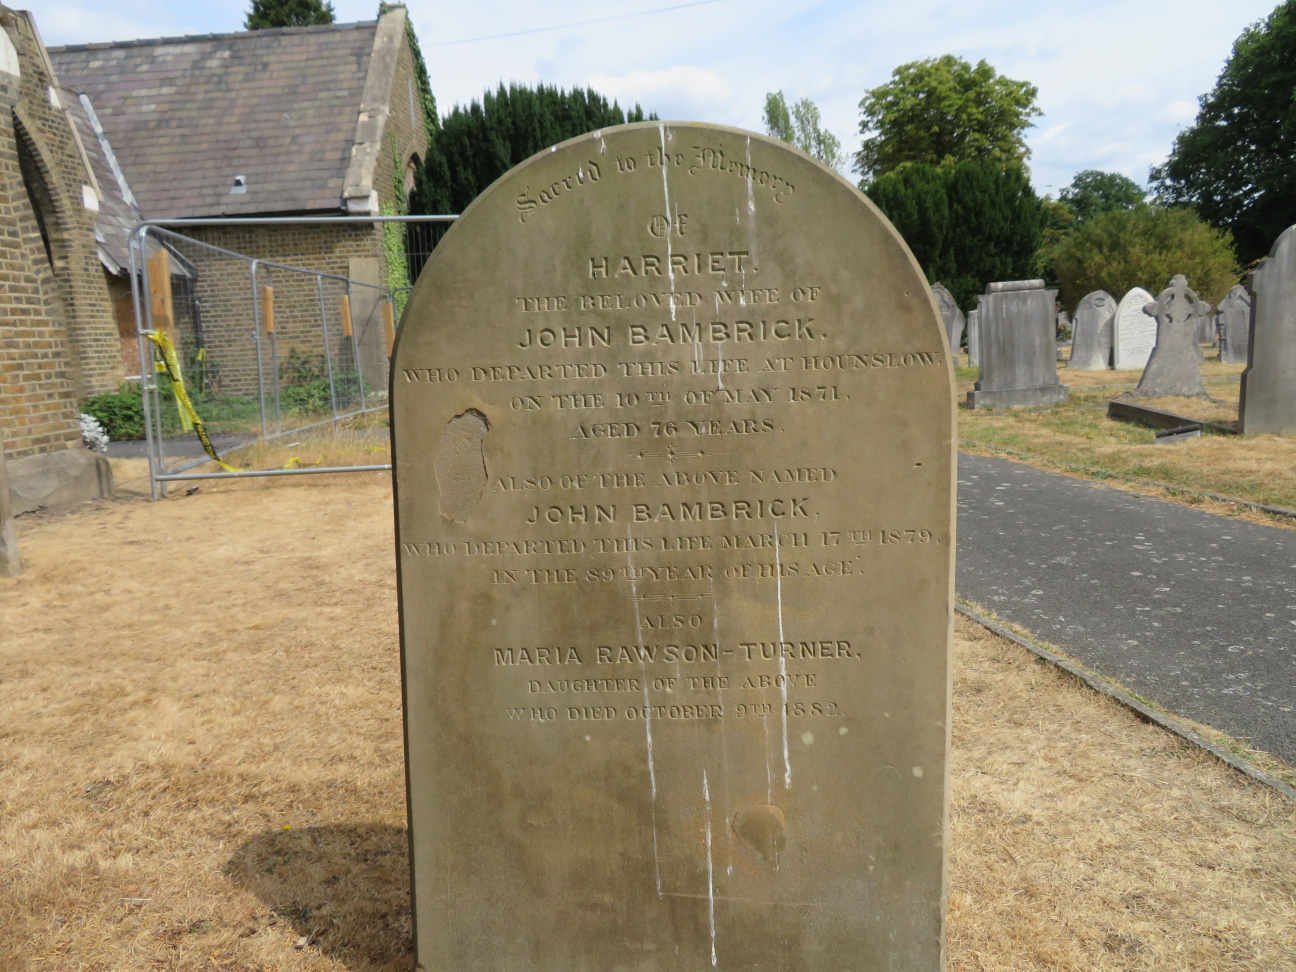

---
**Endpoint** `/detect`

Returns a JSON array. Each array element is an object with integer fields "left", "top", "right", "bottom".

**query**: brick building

[
  {"left": 50, "top": 5, "right": 429, "bottom": 397},
  {"left": 2, "top": 5, "right": 428, "bottom": 508},
  {"left": 0, "top": 5, "right": 121, "bottom": 509}
]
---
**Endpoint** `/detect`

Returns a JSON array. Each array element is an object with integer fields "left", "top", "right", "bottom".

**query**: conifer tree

[
  {"left": 410, "top": 83, "right": 654, "bottom": 218},
  {"left": 244, "top": 0, "right": 335, "bottom": 30},
  {"left": 868, "top": 161, "right": 1044, "bottom": 311}
]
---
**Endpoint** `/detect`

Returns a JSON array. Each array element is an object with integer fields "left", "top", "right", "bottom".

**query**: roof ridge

[{"left": 48, "top": 18, "right": 378, "bottom": 54}]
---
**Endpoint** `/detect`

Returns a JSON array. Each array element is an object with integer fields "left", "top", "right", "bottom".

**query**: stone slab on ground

[
  {"left": 5, "top": 447, "right": 113, "bottom": 515},
  {"left": 957, "top": 451, "right": 1296, "bottom": 766},
  {"left": 1106, "top": 399, "right": 1237, "bottom": 436}
]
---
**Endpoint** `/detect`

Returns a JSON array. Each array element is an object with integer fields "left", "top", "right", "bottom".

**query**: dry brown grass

[
  {"left": 958, "top": 358, "right": 1296, "bottom": 516},
  {"left": 2, "top": 477, "right": 1294, "bottom": 970}
]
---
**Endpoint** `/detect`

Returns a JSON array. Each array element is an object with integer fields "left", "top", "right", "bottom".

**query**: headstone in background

[
  {"left": 392, "top": 122, "right": 954, "bottom": 971},
  {"left": 1131, "top": 275, "right": 1210, "bottom": 398},
  {"left": 1114, "top": 287, "right": 1156, "bottom": 370},
  {"left": 1066, "top": 291, "right": 1115, "bottom": 370},
  {"left": 1112, "top": 286, "right": 1157, "bottom": 369},
  {"left": 967, "top": 307, "right": 980, "bottom": 367},
  {"left": 0, "top": 426, "right": 21, "bottom": 577},
  {"left": 1218, "top": 284, "right": 1253, "bottom": 365},
  {"left": 1196, "top": 306, "right": 1217, "bottom": 346},
  {"left": 967, "top": 279, "right": 1069, "bottom": 408},
  {"left": 932, "top": 282, "right": 965, "bottom": 357},
  {"left": 1241, "top": 225, "right": 1296, "bottom": 434}
]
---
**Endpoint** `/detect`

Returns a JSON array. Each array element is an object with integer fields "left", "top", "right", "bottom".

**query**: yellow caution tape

[{"left": 146, "top": 332, "right": 238, "bottom": 473}]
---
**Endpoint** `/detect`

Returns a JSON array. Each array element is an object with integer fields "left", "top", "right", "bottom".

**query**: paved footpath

[{"left": 957, "top": 453, "right": 1296, "bottom": 766}]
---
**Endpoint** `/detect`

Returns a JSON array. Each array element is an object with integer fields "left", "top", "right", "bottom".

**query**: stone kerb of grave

[
  {"left": 931, "top": 282, "right": 965, "bottom": 356},
  {"left": 1112, "top": 286, "right": 1157, "bottom": 369},
  {"left": 1218, "top": 283, "right": 1253, "bottom": 365},
  {"left": 1130, "top": 275, "right": 1210, "bottom": 398},
  {"left": 0, "top": 424, "right": 21, "bottom": 577},
  {"left": 966, "top": 279, "right": 1069, "bottom": 408},
  {"left": 1066, "top": 290, "right": 1115, "bottom": 371},
  {"left": 391, "top": 122, "right": 955, "bottom": 971},
  {"left": 1241, "top": 225, "right": 1296, "bottom": 434}
]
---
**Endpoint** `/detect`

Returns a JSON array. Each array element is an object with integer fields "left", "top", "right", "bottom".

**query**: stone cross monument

[{"left": 1132, "top": 275, "right": 1210, "bottom": 398}]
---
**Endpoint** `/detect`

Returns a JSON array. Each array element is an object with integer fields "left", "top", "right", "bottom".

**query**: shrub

[
  {"left": 1052, "top": 205, "right": 1238, "bottom": 306},
  {"left": 82, "top": 385, "right": 147, "bottom": 440}
]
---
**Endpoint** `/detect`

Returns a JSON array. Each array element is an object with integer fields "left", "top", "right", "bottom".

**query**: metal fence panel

[{"left": 128, "top": 215, "right": 455, "bottom": 497}]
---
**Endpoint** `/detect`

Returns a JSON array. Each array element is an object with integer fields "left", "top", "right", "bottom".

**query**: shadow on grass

[{"left": 224, "top": 823, "right": 414, "bottom": 972}]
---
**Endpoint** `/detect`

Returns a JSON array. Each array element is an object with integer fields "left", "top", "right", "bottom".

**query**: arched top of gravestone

[
  {"left": 1067, "top": 290, "right": 1116, "bottom": 371},
  {"left": 1219, "top": 282, "right": 1251, "bottom": 311},
  {"left": 929, "top": 283, "right": 964, "bottom": 354},
  {"left": 392, "top": 122, "right": 955, "bottom": 970},
  {"left": 1113, "top": 286, "right": 1156, "bottom": 370}
]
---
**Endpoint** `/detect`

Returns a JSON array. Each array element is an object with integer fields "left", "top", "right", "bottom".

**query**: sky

[{"left": 36, "top": 0, "right": 1279, "bottom": 196}]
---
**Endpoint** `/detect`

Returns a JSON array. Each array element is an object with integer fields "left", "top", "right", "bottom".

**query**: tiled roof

[
  {"left": 49, "top": 22, "right": 377, "bottom": 218},
  {"left": 60, "top": 89, "right": 143, "bottom": 274}
]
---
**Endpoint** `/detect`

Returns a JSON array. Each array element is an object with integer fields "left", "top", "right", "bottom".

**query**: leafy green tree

[
  {"left": 244, "top": 0, "right": 334, "bottom": 29},
  {"left": 1036, "top": 196, "right": 1077, "bottom": 288},
  {"left": 763, "top": 91, "right": 795, "bottom": 144},
  {"left": 854, "top": 55, "right": 1041, "bottom": 182},
  {"left": 1052, "top": 206, "right": 1238, "bottom": 307},
  {"left": 868, "top": 161, "right": 1044, "bottom": 311},
  {"left": 1060, "top": 170, "right": 1145, "bottom": 223},
  {"left": 411, "top": 83, "right": 653, "bottom": 217},
  {"left": 763, "top": 91, "right": 846, "bottom": 169},
  {"left": 1152, "top": 1, "right": 1296, "bottom": 264}
]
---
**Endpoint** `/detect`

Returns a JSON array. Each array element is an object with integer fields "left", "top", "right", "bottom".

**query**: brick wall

[
  {"left": 0, "top": 6, "right": 123, "bottom": 460},
  {"left": 164, "top": 222, "right": 390, "bottom": 400},
  {"left": 376, "top": 22, "right": 429, "bottom": 212}
]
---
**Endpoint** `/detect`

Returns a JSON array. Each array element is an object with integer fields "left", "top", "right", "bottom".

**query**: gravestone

[
  {"left": 1112, "top": 286, "right": 1156, "bottom": 369},
  {"left": 392, "top": 122, "right": 955, "bottom": 971},
  {"left": 0, "top": 426, "right": 20, "bottom": 577},
  {"left": 966, "top": 279, "right": 1069, "bottom": 408},
  {"left": 931, "top": 283, "right": 964, "bottom": 356},
  {"left": 1131, "top": 275, "right": 1209, "bottom": 398},
  {"left": 967, "top": 307, "right": 980, "bottom": 367},
  {"left": 1218, "top": 284, "right": 1252, "bottom": 365},
  {"left": 1240, "top": 225, "right": 1296, "bottom": 434},
  {"left": 1196, "top": 307, "right": 1217, "bottom": 346},
  {"left": 1066, "top": 291, "right": 1115, "bottom": 370}
]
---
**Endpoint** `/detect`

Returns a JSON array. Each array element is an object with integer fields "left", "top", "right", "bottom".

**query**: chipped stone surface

[
  {"left": 433, "top": 409, "right": 489, "bottom": 522},
  {"left": 392, "top": 123, "right": 954, "bottom": 970}
]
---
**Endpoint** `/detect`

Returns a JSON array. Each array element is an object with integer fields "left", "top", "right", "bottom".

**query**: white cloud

[
  {"left": 29, "top": 0, "right": 1280, "bottom": 195},
  {"left": 585, "top": 66, "right": 735, "bottom": 121}
]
